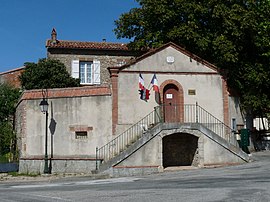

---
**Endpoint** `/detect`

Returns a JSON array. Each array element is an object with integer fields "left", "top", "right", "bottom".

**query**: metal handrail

[
  {"left": 96, "top": 107, "right": 162, "bottom": 163},
  {"left": 167, "top": 103, "right": 236, "bottom": 145},
  {"left": 96, "top": 103, "right": 237, "bottom": 167},
  {"left": 195, "top": 104, "right": 237, "bottom": 146}
]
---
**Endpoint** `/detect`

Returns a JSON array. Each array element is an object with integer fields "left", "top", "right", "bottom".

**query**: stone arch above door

[
  {"left": 159, "top": 128, "right": 204, "bottom": 168},
  {"left": 160, "top": 79, "right": 184, "bottom": 105}
]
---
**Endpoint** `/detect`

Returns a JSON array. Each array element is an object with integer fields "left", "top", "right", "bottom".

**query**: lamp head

[{"left": 39, "top": 98, "right": 49, "bottom": 113}]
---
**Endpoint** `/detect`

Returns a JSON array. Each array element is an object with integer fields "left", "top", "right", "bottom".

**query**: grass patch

[
  {"left": 0, "top": 155, "right": 9, "bottom": 163},
  {"left": 8, "top": 172, "right": 39, "bottom": 177}
]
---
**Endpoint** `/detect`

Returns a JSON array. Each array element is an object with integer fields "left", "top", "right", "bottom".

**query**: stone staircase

[{"left": 94, "top": 104, "right": 249, "bottom": 174}]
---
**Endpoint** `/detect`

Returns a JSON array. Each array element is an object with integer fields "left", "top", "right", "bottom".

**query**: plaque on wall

[
  {"left": 188, "top": 89, "right": 196, "bottom": 95},
  {"left": 166, "top": 56, "right": 174, "bottom": 64}
]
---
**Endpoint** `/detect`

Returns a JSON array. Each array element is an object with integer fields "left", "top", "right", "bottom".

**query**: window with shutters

[
  {"left": 80, "top": 61, "right": 92, "bottom": 84},
  {"left": 71, "top": 60, "right": 100, "bottom": 85}
]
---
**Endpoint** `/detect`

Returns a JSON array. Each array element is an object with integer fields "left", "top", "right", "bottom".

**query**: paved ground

[{"left": 0, "top": 151, "right": 270, "bottom": 201}]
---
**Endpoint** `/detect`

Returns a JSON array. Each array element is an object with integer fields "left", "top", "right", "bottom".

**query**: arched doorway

[
  {"left": 162, "top": 133, "right": 198, "bottom": 168},
  {"left": 163, "top": 84, "right": 181, "bottom": 122}
]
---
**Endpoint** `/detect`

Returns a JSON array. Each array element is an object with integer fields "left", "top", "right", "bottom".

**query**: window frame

[
  {"left": 75, "top": 131, "right": 88, "bottom": 139},
  {"left": 79, "top": 61, "right": 93, "bottom": 84}
]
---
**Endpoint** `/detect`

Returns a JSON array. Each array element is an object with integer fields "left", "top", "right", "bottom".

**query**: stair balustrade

[
  {"left": 96, "top": 103, "right": 237, "bottom": 167},
  {"left": 96, "top": 107, "right": 162, "bottom": 164}
]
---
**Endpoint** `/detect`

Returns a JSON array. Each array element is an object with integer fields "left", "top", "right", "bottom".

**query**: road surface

[{"left": 0, "top": 151, "right": 269, "bottom": 201}]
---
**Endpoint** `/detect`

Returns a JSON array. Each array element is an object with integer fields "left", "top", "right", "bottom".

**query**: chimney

[{"left": 51, "top": 28, "right": 57, "bottom": 44}]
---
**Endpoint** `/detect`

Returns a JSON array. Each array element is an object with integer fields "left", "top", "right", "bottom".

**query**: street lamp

[{"left": 39, "top": 98, "right": 49, "bottom": 174}]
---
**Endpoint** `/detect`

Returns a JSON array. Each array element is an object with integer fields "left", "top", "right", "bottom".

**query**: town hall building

[{"left": 15, "top": 29, "right": 249, "bottom": 176}]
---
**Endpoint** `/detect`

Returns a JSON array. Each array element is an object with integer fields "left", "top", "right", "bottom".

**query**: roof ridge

[
  {"left": 0, "top": 66, "right": 25, "bottom": 75},
  {"left": 48, "top": 39, "right": 127, "bottom": 44},
  {"left": 46, "top": 39, "right": 129, "bottom": 50}
]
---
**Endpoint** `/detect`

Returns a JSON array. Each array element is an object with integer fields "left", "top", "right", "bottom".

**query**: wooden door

[{"left": 163, "top": 84, "right": 181, "bottom": 122}]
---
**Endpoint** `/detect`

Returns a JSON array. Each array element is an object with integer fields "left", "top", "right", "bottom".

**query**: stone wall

[
  {"left": 19, "top": 159, "right": 99, "bottom": 174},
  {"left": 15, "top": 86, "right": 113, "bottom": 174},
  {"left": 47, "top": 51, "right": 134, "bottom": 85}
]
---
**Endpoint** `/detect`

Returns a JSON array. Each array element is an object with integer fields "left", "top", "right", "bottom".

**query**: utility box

[{"left": 241, "top": 129, "right": 250, "bottom": 147}]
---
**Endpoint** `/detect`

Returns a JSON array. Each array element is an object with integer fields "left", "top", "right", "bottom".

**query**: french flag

[
  {"left": 151, "top": 74, "right": 159, "bottom": 92},
  {"left": 139, "top": 73, "right": 145, "bottom": 90}
]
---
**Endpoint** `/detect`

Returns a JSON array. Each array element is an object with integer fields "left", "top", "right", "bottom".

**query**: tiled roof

[
  {"left": 0, "top": 66, "right": 25, "bottom": 75},
  {"left": 46, "top": 40, "right": 129, "bottom": 51}
]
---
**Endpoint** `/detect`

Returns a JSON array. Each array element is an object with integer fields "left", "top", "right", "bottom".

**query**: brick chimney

[{"left": 51, "top": 28, "right": 57, "bottom": 44}]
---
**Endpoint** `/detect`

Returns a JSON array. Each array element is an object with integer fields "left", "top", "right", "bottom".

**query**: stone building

[
  {"left": 15, "top": 30, "right": 249, "bottom": 176},
  {"left": 46, "top": 28, "right": 138, "bottom": 85}
]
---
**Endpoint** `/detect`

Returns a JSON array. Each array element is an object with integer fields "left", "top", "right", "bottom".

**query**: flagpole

[{"left": 148, "top": 73, "right": 155, "bottom": 89}]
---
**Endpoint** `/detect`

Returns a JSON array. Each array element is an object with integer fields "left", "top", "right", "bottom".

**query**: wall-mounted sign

[
  {"left": 188, "top": 89, "right": 196, "bottom": 95},
  {"left": 166, "top": 94, "right": 173, "bottom": 99},
  {"left": 166, "top": 56, "right": 174, "bottom": 64}
]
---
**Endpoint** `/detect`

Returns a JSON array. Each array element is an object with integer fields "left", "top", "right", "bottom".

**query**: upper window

[
  {"left": 80, "top": 62, "right": 92, "bottom": 84},
  {"left": 71, "top": 60, "right": 100, "bottom": 84}
]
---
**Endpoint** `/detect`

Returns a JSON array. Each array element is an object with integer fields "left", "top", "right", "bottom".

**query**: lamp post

[{"left": 39, "top": 98, "right": 49, "bottom": 174}]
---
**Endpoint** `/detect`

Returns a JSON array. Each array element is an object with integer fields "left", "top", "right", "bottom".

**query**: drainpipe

[{"left": 196, "top": 102, "right": 198, "bottom": 123}]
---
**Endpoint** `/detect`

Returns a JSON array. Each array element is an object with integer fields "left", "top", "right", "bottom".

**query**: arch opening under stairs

[{"left": 162, "top": 133, "right": 199, "bottom": 168}]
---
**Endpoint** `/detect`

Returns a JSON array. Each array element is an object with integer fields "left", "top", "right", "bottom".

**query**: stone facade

[
  {"left": 47, "top": 52, "right": 133, "bottom": 85},
  {"left": 46, "top": 30, "right": 139, "bottom": 85}
]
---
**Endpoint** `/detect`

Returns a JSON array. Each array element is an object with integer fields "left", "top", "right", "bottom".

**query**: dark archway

[{"left": 163, "top": 133, "right": 198, "bottom": 168}]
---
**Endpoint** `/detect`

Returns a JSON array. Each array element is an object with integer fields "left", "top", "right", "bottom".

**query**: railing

[
  {"left": 96, "top": 103, "right": 237, "bottom": 167},
  {"left": 96, "top": 107, "right": 162, "bottom": 164},
  {"left": 184, "top": 104, "right": 237, "bottom": 146},
  {"left": 162, "top": 103, "right": 236, "bottom": 146}
]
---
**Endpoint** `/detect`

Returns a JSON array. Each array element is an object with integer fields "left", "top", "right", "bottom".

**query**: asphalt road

[{"left": 0, "top": 151, "right": 270, "bottom": 202}]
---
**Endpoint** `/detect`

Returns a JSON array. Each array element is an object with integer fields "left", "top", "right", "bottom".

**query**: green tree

[
  {"left": 0, "top": 83, "right": 21, "bottom": 158},
  {"left": 0, "top": 83, "right": 21, "bottom": 122},
  {"left": 114, "top": 0, "right": 270, "bottom": 117},
  {"left": 0, "top": 122, "right": 15, "bottom": 156},
  {"left": 19, "top": 58, "right": 80, "bottom": 90}
]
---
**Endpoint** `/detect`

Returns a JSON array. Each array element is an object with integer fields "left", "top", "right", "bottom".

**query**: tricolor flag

[
  {"left": 139, "top": 73, "right": 145, "bottom": 90},
  {"left": 151, "top": 74, "right": 159, "bottom": 92},
  {"left": 139, "top": 88, "right": 150, "bottom": 101}
]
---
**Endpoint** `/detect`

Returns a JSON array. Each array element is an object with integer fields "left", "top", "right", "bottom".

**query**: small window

[
  {"left": 232, "top": 118, "right": 237, "bottom": 132},
  {"left": 75, "top": 131, "right": 88, "bottom": 139}
]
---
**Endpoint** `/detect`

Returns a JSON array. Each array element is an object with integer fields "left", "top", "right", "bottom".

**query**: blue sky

[{"left": 0, "top": 0, "right": 138, "bottom": 72}]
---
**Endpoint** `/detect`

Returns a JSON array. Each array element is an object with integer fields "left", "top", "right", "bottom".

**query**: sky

[{"left": 0, "top": 0, "right": 138, "bottom": 73}]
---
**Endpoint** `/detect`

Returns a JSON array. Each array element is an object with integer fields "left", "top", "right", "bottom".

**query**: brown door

[{"left": 163, "top": 84, "right": 181, "bottom": 123}]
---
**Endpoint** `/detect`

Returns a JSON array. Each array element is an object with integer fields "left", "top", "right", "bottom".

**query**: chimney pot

[{"left": 51, "top": 28, "right": 57, "bottom": 44}]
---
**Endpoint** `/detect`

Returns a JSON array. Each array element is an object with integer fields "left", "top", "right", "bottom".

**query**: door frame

[{"left": 160, "top": 80, "right": 184, "bottom": 122}]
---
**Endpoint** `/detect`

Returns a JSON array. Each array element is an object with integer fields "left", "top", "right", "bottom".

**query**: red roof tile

[{"left": 46, "top": 40, "right": 129, "bottom": 51}]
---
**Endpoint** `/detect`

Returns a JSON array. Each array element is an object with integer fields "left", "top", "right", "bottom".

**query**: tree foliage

[
  {"left": 0, "top": 83, "right": 21, "bottom": 156},
  {"left": 19, "top": 58, "right": 80, "bottom": 90},
  {"left": 0, "top": 83, "right": 21, "bottom": 123},
  {"left": 114, "top": 0, "right": 270, "bottom": 116}
]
